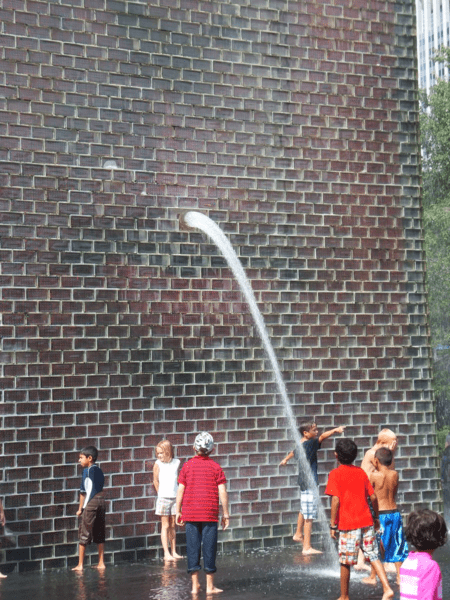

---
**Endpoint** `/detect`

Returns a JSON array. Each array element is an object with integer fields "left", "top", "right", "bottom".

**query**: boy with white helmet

[{"left": 176, "top": 432, "right": 229, "bottom": 595}]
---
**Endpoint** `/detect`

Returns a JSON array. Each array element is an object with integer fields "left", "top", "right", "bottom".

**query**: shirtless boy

[
  {"left": 363, "top": 447, "right": 408, "bottom": 586},
  {"left": 356, "top": 428, "right": 398, "bottom": 571}
]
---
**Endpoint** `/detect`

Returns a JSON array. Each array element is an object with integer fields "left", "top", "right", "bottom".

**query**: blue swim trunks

[{"left": 379, "top": 510, "right": 408, "bottom": 563}]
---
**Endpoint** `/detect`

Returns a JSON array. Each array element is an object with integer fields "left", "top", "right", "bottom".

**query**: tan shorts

[
  {"left": 79, "top": 494, "right": 106, "bottom": 546},
  {"left": 155, "top": 497, "right": 176, "bottom": 516}
]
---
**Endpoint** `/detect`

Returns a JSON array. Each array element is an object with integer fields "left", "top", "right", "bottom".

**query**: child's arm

[
  {"left": 369, "top": 492, "right": 380, "bottom": 529},
  {"left": 76, "top": 493, "right": 86, "bottom": 517},
  {"left": 329, "top": 496, "right": 340, "bottom": 539},
  {"left": 218, "top": 483, "right": 230, "bottom": 530},
  {"left": 318, "top": 426, "right": 345, "bottom": 443},
  {"left": 153, "top": 462, "right": 160, "bottom": 493},
  {"left": 175, "top": 483, "right": 185, "bottom": 526},
  {"left": 279, "top": 451, "right": 295, "bottom": 466}
]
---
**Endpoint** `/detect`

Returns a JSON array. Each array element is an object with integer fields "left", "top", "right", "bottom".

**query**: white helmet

[{"left": 194, "top": 431, "right": 214, "bottom": 454}]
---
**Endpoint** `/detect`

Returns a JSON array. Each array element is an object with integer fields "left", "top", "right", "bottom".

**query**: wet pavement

[{"left": 2, "top": 544, "right": 450, "bottom": 600}]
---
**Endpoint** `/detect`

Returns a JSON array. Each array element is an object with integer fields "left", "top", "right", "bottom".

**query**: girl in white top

[{"left": 153, "top": 439, "right": 182, "bottom": 561}]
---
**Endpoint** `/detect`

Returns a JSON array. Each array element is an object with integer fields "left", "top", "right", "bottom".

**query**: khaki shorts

[
  {"left": 79, "top": 494, "right": 106, "bottom": 546},
  {"left": 155, "top": 497, "right": 176, "bottom": 516}
]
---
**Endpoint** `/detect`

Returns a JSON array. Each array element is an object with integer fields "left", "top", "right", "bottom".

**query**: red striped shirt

[{"left": 179, "top": 455, "right": 226, "bottom": 522}]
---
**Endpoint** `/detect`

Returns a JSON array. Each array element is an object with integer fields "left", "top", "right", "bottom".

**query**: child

[
  {"left": 356, "top": 428, "right": 398, "bottom": 571},
  {"left": 72, "top": 446, "right": 106, "bottom": 571},
  {"left": 279, "top": 421, "right": 345, "bottom": 554},
  {"left": 363, "top": 447, "right": 408, "bottom": 585},
  {"left": 176, "top": 432, "right": 229, "bottom": 595},
  {"left": 400, "top": 509, "right": 447, "bottom": 600},
  {"left": 326, "top": 438, "right": 394, "bottom": 600},
  {"left": 361, "top": 429, "right": 398, "bottom": 476},
  {"left": 153, "top": 439, "right": 182, "bottom": 561}
]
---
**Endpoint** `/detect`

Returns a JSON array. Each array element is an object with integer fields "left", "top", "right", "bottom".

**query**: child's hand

[
  {"left": 279, "top": 459, "right": 287, "bottom": 466},
  {"left": 221, "top": 515, "right": 230, "bottom": 531},
  {"left": 76, "top": 509, "right": 82, "bottom": 517},
  {"left": 176, "top": 512, "right": 184, "bottom": 527},
  {"left": 335, "top": 426, "right": 345, "bottom": 434}
]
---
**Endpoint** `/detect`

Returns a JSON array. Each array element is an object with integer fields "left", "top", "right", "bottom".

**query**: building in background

[{"left": 416, "top": 0, "right": 450, "bottom": 91}]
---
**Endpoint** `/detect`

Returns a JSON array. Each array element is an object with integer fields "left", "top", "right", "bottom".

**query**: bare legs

[
  {"left": 161, "top": 515, "right": 182, "bottom": 561},
  {"left": 338, "top": 561, "right": 393, "bottom": 600},
  {"left": 293, "top": 512, "right": 304, "bottom": 542},
  {"left": 293, "top": 514, "right": 322, "bottom": 554},
  {"left": 72, "top": 543, "right": 105, "bottom": 571},
  {"left": 190, "top": 572, "right": 223, "bottom": 595}
]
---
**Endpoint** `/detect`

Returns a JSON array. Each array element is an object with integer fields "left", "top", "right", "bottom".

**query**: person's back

[
  {"left": 326, "top": 438, "right": 394, "bottom": 600},
  {"left": 370, "top": 464, "right": 398, "bottom": 512},
  {"left": 367, "top": 447, "right": 408, "bottom": 585}
]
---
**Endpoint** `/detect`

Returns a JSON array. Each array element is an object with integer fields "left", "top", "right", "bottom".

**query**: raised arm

[{"left": 319, "top": 426, "right": 345, "bottom": 443}]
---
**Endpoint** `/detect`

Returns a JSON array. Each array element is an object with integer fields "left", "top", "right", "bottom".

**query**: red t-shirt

[
  {"left": 178, "top": 455, "right": 227, "bottom": 522},
  {"left": 325, "top": 464, "right": 374, "bottom": 531}
]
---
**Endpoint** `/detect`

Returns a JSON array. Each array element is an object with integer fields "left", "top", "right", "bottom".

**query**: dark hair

[
  {"left": 404, "top": 509, "right": 447, "bottom": 551},
  {"left": 375, "top": 447, "right": 393, "bottom": 466},
  {"left": 335, "top": 438, "right": 358, "bottom": 465},
  {"left": 80, "top": 446, "right": 98, "bottom": 462},
  {"left": 299, "top": 421, "right": 315, "bottom": 436}
]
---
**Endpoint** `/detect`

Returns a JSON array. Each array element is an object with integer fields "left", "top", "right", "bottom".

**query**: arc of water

[{"left": 183, "top": 211, "right": 338, "bottom": 562}]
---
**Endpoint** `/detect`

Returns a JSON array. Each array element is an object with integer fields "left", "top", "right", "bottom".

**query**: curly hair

[{"left": 404, "top": 509, "right": 447, "bottom": 551}]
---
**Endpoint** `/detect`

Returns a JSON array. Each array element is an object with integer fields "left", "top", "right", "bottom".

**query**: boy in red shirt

[
  {"left": 325, "top": 438, "right": 394, "bottom": 600},
  {"left": 176, "top": 432, "right": 230, "bottom": 595}
]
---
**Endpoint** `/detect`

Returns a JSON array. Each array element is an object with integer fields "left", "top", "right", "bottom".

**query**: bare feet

[
  {"left": 0, "top": 573, "right": 6, "bottom": 578},
  {"left": 302, "top": 548, "right": 322, "bottom": 555},
  {"left": 72, "top": 565, "right": 83, "bottom": 571},
  {"left": 206, "top": 587, "right": 223, "bottom": 594},
  {"left": 293, "top": 534, "right": 303, "bottom": 543},
  {"left": 96, "top": 563, "right": 106, "bottom": 570},
  {"left": 354, "top": 563, "right": 371, "bottom": 571},
  {"left": 381, "top": 589, "right": 394, "bottom": 600},
  {"left": 362, "top": 577, "right": 377, "bottom": 586},
  {"left": 164, "top": 554, "right": 175, "bottom": 562},
  {"left": 172, "top": 552, "right": 183, "bottom": 559},
  {"left": 192, "top": 584, "right": 201, "bottom": 595}
]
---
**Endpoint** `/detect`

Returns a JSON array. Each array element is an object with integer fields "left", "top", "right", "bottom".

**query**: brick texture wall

[{"left": 0, "top": 0, "right": 440, "bottom": 572}]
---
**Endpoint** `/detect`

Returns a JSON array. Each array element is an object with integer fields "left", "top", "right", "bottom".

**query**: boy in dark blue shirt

[
  {"left": 72, "top": 446, "right": 106, "bottom": 570},
  {"left": 280, "top": 421, "right": 345, "bottom": 554}
]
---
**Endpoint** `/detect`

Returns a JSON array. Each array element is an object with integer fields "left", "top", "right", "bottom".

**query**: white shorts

[
  {"left": 156, "top": 497, "right": 176, "bottom": 516},
  {"left": 300, "top": 489, "right": 318, "bottom": 520}
]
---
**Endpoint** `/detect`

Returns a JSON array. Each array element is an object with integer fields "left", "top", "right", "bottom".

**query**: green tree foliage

[
  {"left": 420, "top": 80, "right": 450, "bottom": 207},
  {"left": 420, "top": 49, "right": 450, "bottom": 427}
]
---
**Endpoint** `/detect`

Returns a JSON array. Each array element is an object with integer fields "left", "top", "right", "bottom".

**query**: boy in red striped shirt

[{"left": 176, "top": 432, "right": 230, "bottom": 595}]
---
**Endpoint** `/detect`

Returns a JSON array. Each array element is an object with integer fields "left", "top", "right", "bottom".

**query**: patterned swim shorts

[
  {"left": 300, "top": 489, "right": 318, "bottom": 520},
  {"left": 338, "top": 526, "right": 378, "bottom": 565},
  {"left": 155, "top": 497, "right": 176, "bottom": 516}
]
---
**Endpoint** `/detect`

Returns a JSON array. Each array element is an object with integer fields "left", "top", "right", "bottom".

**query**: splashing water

[{"left": 183, "top": 211, "right": 338, "bottom": 563}]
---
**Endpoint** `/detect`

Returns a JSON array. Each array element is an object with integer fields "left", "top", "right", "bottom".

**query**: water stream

[{"left": 183, "top": 211, "right": 338, "bottom": 563}]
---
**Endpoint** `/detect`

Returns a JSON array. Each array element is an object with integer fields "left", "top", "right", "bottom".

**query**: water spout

[{"left": 183, "top": 211, "right": 338, "bottom": 562}]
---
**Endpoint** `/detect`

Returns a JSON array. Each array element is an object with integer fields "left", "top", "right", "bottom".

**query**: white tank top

[{"left": 156, "top": 458, "right": 180, "bottom": 498}]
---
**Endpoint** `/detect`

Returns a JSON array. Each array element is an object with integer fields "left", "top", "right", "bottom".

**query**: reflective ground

[{"left": 2, "top": 544, "right": 450, "bottom": 600}]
